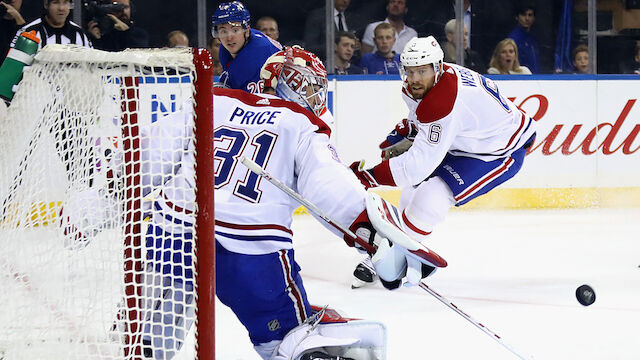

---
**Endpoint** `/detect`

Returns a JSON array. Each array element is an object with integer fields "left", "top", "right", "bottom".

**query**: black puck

[{"left": 576, "top": 284, "right": 596, "bottom": 306}]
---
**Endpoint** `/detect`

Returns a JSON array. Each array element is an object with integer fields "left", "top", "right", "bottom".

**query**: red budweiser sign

[{"left": 509, "top": 96, "right": 640, "bottom": 156}]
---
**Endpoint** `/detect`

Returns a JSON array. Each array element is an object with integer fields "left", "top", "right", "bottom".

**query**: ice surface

[{"left": 216, "top": 208, "right": 640, "bottom": 360}]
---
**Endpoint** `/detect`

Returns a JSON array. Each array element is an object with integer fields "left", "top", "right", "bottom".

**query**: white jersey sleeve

[
  {"left": 59, "top": 102, "right": 195, "bottom": 241},
  {"left": 388, "top": 64, "right": 537, "bottom": 187},
  {"left": 295, "top": 125, "right": 366, "bottom": 239},
  {"left": 142, "top": 103, "right": 196, "bottom": 234}
]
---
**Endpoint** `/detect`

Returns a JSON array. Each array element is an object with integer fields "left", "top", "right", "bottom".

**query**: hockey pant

[
  {"left": 141, "top": 219, "right": 196, "bottom": 359},
  {"left": 215, "top": 240, "right": 313, "bottom": 358},
  {"left": 400, "top": 137, "right": 533, "bottom": 241}
]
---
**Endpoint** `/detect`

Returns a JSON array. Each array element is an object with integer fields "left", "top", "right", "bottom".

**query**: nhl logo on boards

[{"left": 268, "top": 319, "right": 281, "bottom": 331}]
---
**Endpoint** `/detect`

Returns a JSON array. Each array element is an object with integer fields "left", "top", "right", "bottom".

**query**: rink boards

[{"left": 327, "top": 74, "right": 640, "bottom": 209}]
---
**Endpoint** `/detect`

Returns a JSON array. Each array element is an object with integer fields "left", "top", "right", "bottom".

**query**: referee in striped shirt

[{"left": 11, "top": 0, "right": 91, "bottom": 49}]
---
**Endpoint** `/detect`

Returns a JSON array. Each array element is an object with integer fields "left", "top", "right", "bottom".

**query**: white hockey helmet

[{"left": 400, "top": 36, "right": 445, "bottom": 84}]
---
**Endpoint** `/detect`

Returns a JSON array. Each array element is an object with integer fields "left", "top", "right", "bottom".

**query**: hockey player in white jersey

[
  {"left": 350, "top": 36, "right": 537, "bottom": 288},
  {"left": 214, "top": 46, "right": 439, "bottom": 360},
  {"left": 59, "top": 45, "right": 438, "bottom": 359}
]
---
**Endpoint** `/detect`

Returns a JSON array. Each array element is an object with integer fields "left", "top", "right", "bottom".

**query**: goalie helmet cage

[{"left": 0, "top": 45, "right": 215, "bottom": 360}]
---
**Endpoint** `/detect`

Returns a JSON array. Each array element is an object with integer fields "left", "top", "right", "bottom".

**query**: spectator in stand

[
  {"left": 632, "top": 43, "right": 640, "bottom": 75},
  {"left": 166, "top": 30, "right": 188, "bottom": 48},
  {"left": 360, "top": 22, "right": 401, "bottom": 75},
  {"left": 620, "top": 42, "right": 640, "bottom": 75},
  {"left": 304, "top": 0, "right": 363, "bottom": 61},
  {"left": 207, "top": 35, "right": 223, "bottom": 76},
  {"left": 406, "top": 0, "right": 472, "bottom": 45},
  {"left": 361, "top": 0, "right": 416, "bottom": 55},
  {"left": 334, "top": 31, "right": 363, "bottom": 74},
  {"left": 508, "top": 3, "right": 540, "bottom": 74},
  {"left": 87, "top": 0, "right": 149, "bottom": 51},
  {"left": 213, "top": 1, "right": 281, "bottom": 93},
  {"left": 487, "top": 38, "right": 531, "bottom": 75},
  {"left": 442, "top": 19, "right": 484, "bottom": 73},
  {"left": 255, "top": 15, "right": 279, "bottom": 42},
  {"left": 572, "top": 44, "right": 588, "bottom": 74},
  {"left": 12, "top": 0, "right": 91, "bottom": 50},
  {"left": 1, "top": 0, "right": 25, "bottom": 62}
]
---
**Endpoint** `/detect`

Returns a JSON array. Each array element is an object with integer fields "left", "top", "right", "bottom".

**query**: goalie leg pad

[
  {"left": 270, "top": 308, "right": 387, "bottom": 360},
  {"left": 371, "top": 239, "right": 406, "bottom": 283}
]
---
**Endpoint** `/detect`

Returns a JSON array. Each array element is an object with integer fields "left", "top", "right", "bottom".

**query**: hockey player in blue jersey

[{"left": 213, "top": 1, "right": 282, "bottom": 93}]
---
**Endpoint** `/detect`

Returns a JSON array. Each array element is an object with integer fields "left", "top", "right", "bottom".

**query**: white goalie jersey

[{"left": 214, "top": 88, "right": 367, "bottom": 255}]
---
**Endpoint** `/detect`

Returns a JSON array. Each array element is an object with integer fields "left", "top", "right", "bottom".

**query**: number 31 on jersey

[{"left": 214, "top": 126, "right": 277, "bottom": 203}]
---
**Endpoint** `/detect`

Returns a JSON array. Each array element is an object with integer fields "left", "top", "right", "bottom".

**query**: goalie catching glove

[
  {"left": 379, "top": 118, "right": 417, "bottom": 160},
  {"left": 345, "top": 193, "right": 447, "bottom": 289}
]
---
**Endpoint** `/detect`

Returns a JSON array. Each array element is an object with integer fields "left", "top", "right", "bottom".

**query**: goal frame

[
  {"left": 0, "top": 46, "right": 216, "bottom": 360},
  {"left": 192, "top": 48, "right": 216, "bottom": 360}
]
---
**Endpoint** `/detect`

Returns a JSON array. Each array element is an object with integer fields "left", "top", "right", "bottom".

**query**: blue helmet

[{"left": 212, "top": 1, "right": 251, "bottom": 35}]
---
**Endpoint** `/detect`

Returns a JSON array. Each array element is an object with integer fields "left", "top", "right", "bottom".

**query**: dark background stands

[{"left": 1, "top": 0, "right": 25, "bottom": 62}]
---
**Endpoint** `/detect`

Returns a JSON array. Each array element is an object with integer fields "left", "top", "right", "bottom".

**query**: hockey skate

[{"left": 351, "top": 256, "right": 377, "bottom": 289}]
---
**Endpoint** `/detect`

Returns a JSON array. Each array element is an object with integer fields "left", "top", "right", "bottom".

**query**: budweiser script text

[{"left": 509, "top": 95, "right": 640, "bottom": 156}]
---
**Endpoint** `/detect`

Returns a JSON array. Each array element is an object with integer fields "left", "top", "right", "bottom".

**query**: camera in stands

[{"left": 83, "top": 0, "right": 125, "bottom": 36}]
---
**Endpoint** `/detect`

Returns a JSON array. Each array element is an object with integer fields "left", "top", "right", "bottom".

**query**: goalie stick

[
  {"left": 239, "top": 156, "right": 446, "bottom": 268},
  {"left": 417, "top": 282, "right": 533, "bottom": 360},
  {"left": 240, "top": 156, "right": 533, "bottom": 360}
]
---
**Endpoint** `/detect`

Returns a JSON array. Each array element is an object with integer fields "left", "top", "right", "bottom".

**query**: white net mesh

[{"left": 0, "top": 45, "right": 208, "bottom": 360}]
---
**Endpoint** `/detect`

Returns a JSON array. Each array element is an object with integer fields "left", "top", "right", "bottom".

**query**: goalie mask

[
  {"left": 260, "top": 46, "right": 328, "bottom": 117},
  {"left": 400, "top": 36, "right": 444, "bottom": 85}
]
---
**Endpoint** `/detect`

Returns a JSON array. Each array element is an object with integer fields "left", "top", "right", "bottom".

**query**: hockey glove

[
  {"left": 349, "top": 160, "right": 380, "bottom": 189},
  {"left": 344, "top": 209, "right": 379, "bottom": 254},
  {"left": 379, "top": 118, "right": 418, "bottom": 160}
]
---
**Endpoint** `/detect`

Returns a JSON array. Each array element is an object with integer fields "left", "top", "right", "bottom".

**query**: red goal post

[{"left": 0, "top": 45, "right": 214, "bottom": 360}]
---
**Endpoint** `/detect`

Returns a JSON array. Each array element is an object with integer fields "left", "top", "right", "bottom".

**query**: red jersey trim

[
  {"left": 415, "top": 64, "right": 458, "bottom": 124},
  {"left": 454, "top": 157, "right": 515, "bottom": 203},
  {"left": 214, "top": 88, "right": 332, "bottom": 137},
  {"left": 215, "top": 219, "right": 294, "bottom": 235},
  {"left": 279, "top": 250, "right": 308, "bottom": 322},
  {"left": 371, "top": 160, "right": 396, "bottom": 186},
  {"left": 499, "top": 113, "right": 526, "bottom": 151},
  {"left": 402, "top": 210, "right": 431, "bottom": 236},
  {"left": 160, "top": 191, "right": 194, "bottom": 215}
]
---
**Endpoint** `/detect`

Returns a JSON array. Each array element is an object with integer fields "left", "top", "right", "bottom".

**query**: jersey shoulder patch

[{"left": 415, "top": 66, "right": 458, "bottom": 124}]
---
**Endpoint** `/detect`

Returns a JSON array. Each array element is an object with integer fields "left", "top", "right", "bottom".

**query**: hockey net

[{"left": 0, "top": 45, "right": 214, "bottom": 360}]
